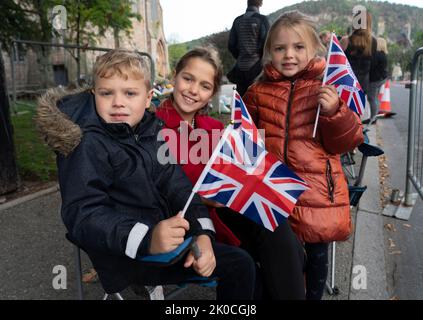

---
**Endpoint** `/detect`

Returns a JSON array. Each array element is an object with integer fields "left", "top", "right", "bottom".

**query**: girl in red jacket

[
  {"left": 243, "top": 11, "right": 364, "bottom": 299},
  {"left": 157, "top": 47, "right": 307, "bottom": 299}
]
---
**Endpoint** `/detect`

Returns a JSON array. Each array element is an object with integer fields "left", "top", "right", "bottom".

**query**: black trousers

[
  {"left": 227, "top": 61, "right": 263, "bottom": 97},
  {"left": 133, "top": 241, "right": 256, "bottom": 300},
  {"left": 304, "top": 242, "right": 329, "bottom": 300},
  {"left": 216, "top": 207, "right": 306, "bottom": 300}
]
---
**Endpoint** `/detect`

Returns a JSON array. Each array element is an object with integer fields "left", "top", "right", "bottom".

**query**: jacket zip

[
  {"left": 284, "top": 81, "right": 295, "bottom": 165},
  {"left": 326, "top": 159, "right": 335, "bottom": 203}
]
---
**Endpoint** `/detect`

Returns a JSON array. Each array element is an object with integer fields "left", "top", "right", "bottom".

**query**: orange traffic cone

[{"left": 377, "top": 80, "right": 396, "bottom": 117}]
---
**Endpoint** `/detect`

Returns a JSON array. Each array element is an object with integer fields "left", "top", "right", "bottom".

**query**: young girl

[
  {"left": 341, "top": 11, "right": 376, "bottom": 97},
  {"left": 156, "top": 47, "right": 307, "bottom": 299},
  {"left": 243, "top": 11, "right": 364, "bottom": 300},
  {"left": 367, "top": 37, "right": 389, "bottom": 125}
]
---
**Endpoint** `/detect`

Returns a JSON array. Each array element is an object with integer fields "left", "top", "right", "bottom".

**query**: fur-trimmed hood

[
  {"left": 36, "top": 87, "right": 162, "bottom": 157},
  {"left": 36, "top": 87, "right": 93, "bottom": 156}
]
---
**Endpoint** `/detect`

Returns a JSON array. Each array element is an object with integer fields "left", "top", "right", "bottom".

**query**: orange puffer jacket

[{"left": 243, "top": 57, "right": 364, "bottom": 243}]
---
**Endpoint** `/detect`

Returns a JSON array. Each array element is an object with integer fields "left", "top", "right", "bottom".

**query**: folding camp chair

[
  {"left": 68, "top": 235, "right": 217, "bottom": 300},
  {"left": 326, "top": 140, "right": 384, "bottom": 296},
  {"left": 341, "top": 152, "right": 357, "bottom": 180}
]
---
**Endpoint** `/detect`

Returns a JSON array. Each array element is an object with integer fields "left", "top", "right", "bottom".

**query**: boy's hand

[
  {"left": 149, "top": 212, "right": 189, "bottom": 254},
  {"left": 184, "top": 235, "right": 216, "bottom": 277},
  {"left": 318, "top": 85, "right": 339, "bottom": 117}
]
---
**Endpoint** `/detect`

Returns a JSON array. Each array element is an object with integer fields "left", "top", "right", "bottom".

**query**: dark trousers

[
  {"left": 217, "top": 207, "right": 306, "bottom": 300},
  {"left": 304, "top": 242, "right": 329, "bottom": 300},
  {"left": 134, "top": 242, "right": 256, "bottom": 300},
  {"left": 228, "top": 61, "right": 263, "bottom": 97}
]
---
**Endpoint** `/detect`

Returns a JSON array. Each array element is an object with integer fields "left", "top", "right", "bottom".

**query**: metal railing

[
  {"left": 10, "top": 39, "right": 155, "bottom": 108},
  {"left": 404, "top": 47, "right": 423, "bottom": 204}
]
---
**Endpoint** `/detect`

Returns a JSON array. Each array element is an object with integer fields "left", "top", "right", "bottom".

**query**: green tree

[
  {"left": 388, "top": 43, "right": 413, "bottom": 75},
  {"left": 44, "top": 0, "right": 141, "bottom": 83},
  {"left": 202, "top": 31, "right": 235, "bottom": 75},
  {"left": 0, "top": 0, "right": 40, "bottom": 52},
  {"left": 413, "top": 31, "right": 423, "bottom": 48},
  {"left": 63, "top": 0, "right": 141, "bottom": 49},
  {"left": 320, "top": 23, "right": 345, "bottom": 36},
  {"left": 168, "top": 43, "right": 188, "bottom": 73}
]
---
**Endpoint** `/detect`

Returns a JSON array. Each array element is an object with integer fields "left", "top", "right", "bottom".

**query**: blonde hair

[
  {"left": 349, "top": 11, "right": 373, "bottom": 57},
  {"left": 263, "top": 10, "right": 326, "bottom": 65},
  {"left": 377, "top": 37, "right": 388, "bottom": 54},
  {"left": 93, "top": 49, "right": 152, "bottom": 89}
]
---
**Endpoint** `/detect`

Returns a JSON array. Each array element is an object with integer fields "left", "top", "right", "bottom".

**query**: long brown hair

[
  {"left": 349, "top": 11, "right": 373, "bottom": 57},
  {"left": 174, "top": 46, "right": 223, "bottom": 96}
]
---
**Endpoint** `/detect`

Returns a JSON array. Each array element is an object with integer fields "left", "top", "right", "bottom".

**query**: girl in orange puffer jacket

[{"left": 243, "top": 11, "right": 364, "bottom": 299}]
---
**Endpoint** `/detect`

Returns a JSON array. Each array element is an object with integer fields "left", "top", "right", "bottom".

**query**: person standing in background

[
  {"left": 227, "top": 0, "right": 270, "bottom": 97},
  {"left": 319, "top": 30, "right": 331, "bottom": 49},
  {"left": 341, "top": 11, "right": 376, "bottom": 97},
  {"left": 365, "top": 37, "right": 389, "bottom": 125}
]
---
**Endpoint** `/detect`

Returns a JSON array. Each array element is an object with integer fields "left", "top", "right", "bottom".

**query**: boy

[{"left": 36, "top": 50, "right": 256, "bottom": 299}]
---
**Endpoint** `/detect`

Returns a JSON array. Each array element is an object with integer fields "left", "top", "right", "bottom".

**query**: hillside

[
  {"left": 169, "top": 0, "right": 423, "bottom": 74},
  {"left": 267, "top": 0, "right": 423, "bottom": 42}
]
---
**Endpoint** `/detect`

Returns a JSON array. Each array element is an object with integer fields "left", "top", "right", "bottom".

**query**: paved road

[
  {"left": 1, "top": 82, "right": 421, "bottom": 300},
  {"left": 379, "top": 82, "right": 423, "bottom": 299},
  {"left": 0, "top": 191, "right": 216, "bottom": 300}
]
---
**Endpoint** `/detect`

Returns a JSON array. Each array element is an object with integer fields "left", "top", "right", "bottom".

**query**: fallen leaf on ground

[
  {"left": 388, "top": 238, "right": 396, "bottom": 248},
  {"left": 403, "top": 224, "right": 412, "bottom": 228},
  {"left": 384, "top": 223, "right": 396, "bottom": 232},
  {"left": 82, "top": 268, "right": 98, "bottom": 283},
  {"left": 389, "top": 250, "right": 402, "bottom": 255}
]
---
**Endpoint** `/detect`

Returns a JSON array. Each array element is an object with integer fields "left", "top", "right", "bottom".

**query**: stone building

[
  {"left": 96, "top": 0, "right": 169, "bottom": 79},
  {"left": 3, "top": 0, "right": 169, "bottom": 95}
]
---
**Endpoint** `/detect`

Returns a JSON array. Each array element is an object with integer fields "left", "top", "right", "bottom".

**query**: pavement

[{"left": 0, "top": 83, "right": 417, "bottom": 300}]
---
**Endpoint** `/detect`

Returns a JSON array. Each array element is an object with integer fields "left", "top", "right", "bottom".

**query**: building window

[{"left": 13, "top": 43, "right": 26, "bottom": 62}]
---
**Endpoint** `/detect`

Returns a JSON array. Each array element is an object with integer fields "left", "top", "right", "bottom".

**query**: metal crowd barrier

[
  {"left": 404, "top": 47, "right": 423, "bottom": 205},
  {"left": 386, "top": 47, "right": 423, "bottom": 220},
  {"left": 10, "top": 39, "right": 155, "bottom": 109}
]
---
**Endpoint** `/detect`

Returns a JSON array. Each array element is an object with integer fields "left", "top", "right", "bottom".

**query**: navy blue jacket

[{"left": 37, "top": 90, "right": 215, "bottom": 293}]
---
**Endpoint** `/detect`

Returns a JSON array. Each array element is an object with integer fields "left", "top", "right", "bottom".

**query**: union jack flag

[
  {"left": 191, "top": 91, "right": 309, "bottom": 231},
  {"left": 324, "top": 33, "right": 366, "bottom": 115}
]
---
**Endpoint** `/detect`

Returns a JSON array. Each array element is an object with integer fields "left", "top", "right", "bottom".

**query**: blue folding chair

[{"left": 68, "top": 234, "right": 217, "bottom": 300}]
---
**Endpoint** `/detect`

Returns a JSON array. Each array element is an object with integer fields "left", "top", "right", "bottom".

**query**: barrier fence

[
  {"left": 405, "top": 47, "right": 423, "bottom": 204},
  {"left": 10, "top": 39, "right": 154, "bottom": 111}
]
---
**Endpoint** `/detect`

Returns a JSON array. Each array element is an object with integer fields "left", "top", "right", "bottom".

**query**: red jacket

[
  {"left": 156, "top": 99, "right": 241, "bottom": 246},
  {"left": 243, "top": 58, "right": 364, "bottom": 243}
]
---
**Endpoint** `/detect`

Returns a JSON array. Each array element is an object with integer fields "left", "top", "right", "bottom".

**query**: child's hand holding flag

[{"left": 313, "top": 33, "right": 366, "bottom": 137}]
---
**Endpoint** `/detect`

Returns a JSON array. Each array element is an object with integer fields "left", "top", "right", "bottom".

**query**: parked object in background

[
  {"left": 377, "top": 80, "right": 396, "bottom": 118},
  {"left": 218, "top": 95, "right": 231, "bottom": 114}
]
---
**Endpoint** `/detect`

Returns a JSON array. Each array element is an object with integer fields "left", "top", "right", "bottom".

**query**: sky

[{"left": 160, "top": 0, "right": 423, "bottom": 43}]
